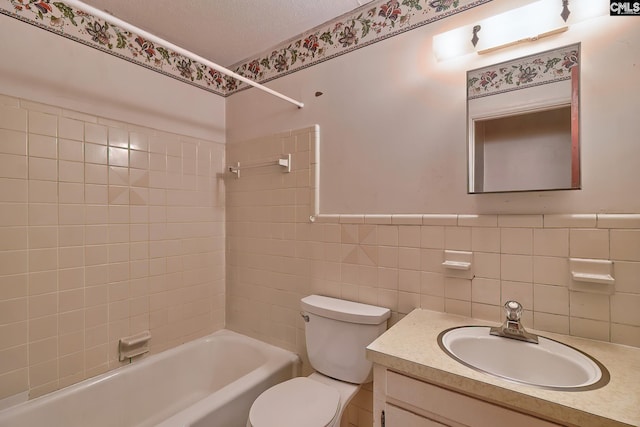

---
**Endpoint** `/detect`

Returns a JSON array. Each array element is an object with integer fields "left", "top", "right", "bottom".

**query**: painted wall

[
  {"left": 226, "top": 1, "right": 640, "bottom": 215},
  {"left": 0, "top": 13, "right": 225, "bottom": 143}
]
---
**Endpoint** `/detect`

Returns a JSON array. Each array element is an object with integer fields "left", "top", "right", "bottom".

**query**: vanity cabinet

[{"left": 374, "top": 366, "right": 563, "bottom": 427}]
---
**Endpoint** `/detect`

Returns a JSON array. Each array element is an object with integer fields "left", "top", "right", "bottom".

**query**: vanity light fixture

[{"left": 433, "top": 0, "right": 607, "bottom": 61}]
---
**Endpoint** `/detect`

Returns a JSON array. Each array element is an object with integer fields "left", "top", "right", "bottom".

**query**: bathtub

[{"left": 0, "top": 330, "right": 299, "bottom": 427}]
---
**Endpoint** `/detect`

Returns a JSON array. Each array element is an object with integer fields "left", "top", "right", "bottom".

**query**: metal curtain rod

[{"left": 63, "top": 0, "right": 305, "bottom": 109}]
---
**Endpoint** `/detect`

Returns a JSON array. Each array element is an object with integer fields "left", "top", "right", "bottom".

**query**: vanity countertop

[{"left": 366, "top": 309, "right": 640, "bottom": 427}]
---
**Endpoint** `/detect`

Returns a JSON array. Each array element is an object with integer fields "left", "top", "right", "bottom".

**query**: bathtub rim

[{"left": 0, "top": 329, "right": 300, "bottom": 422}]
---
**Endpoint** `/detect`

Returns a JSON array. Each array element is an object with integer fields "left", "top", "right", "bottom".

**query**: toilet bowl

[
  {"left": 247, "top": 373, "right": 359, "bottom": 427},
  {"left": 247, "top": 295, "right": 390, "bottom": 427}
]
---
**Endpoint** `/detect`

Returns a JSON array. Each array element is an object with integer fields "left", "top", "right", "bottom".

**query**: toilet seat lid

[{"left": 249, "top": 377, "right": 341, "bottom": 427}]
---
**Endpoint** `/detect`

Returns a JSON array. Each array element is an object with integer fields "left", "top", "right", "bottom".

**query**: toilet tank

[{"left": 301, "top": 295, "right": 391, "bottom": 384}]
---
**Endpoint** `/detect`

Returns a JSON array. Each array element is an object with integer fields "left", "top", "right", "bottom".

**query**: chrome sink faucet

[{"left": 490, "top": 301, "right": 539, "bottom": 344}]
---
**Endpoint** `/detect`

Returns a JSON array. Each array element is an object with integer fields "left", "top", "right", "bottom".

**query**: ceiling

[{"left": 81, "top": 0, "right": 375, "bottom": 67}]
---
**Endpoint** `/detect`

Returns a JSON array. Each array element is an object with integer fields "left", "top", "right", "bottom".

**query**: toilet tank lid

[{"left": 301, "top": 295, "right": 391, "bottom": 325}]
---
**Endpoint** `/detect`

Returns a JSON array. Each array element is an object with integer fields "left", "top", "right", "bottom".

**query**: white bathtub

[{"left": 0, "top": 330, "right": 299, "bottom": 427}]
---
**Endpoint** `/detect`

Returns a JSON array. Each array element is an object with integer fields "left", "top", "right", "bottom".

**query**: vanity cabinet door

[
  {"left": 384, "top": 371, "right": 562, "bottom": 427},
  {"left": 385, "top": 404, "right": 450, "bottom": 427}
]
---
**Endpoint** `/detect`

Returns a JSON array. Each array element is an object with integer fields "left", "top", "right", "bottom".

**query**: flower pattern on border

[
  {"left": 467, "top": 44, "right": 580, "bottom": 100},
  {"left": 1, "top": 0, "right": 491, "bottom": 96},
  {"left": 228, "top": 0, "right": 489, "bottom": 94}
]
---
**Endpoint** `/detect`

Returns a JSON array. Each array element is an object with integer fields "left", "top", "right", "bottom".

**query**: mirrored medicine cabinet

[{"left": 467, "top": 44, "right": 580, "bottom": 194}]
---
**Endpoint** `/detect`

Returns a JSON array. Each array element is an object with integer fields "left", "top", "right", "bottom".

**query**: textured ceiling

[{"left": 80, "top": 0, "right": 375, "bottom": 67}]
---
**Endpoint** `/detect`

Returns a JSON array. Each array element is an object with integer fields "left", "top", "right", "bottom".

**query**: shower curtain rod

[{"left": 63, "top": 0, "right": 305, "bottom": 109}]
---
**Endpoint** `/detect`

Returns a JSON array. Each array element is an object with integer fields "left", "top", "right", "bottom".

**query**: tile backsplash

[
  {"left": 0, "top": 94, "right": 226, "bottom": 401},
  {"left": 226, "top": 126, "right": 640, "bottom": 427}
]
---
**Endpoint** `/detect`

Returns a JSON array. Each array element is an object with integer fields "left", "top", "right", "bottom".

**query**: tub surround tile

[
  {"left": 28, "top": 111, "right": 57, "bottom": 137},
  {"left": 0, "top": 129, "right": 27, "bottom": 157},
  {"left": 0, "top": 105, "right": 27, "bottom": 132},
  {"left": 58, "top": 118, "right": 84, "bottom": 142},
  {"left": 19, "top": 101, "right": 59, "bottom": 117},
  {"left": 0, "top": 95, "right": 225, "bottom": 402},
  {"left": 0, "top": 94, "right": 20, "bottom": 107}
]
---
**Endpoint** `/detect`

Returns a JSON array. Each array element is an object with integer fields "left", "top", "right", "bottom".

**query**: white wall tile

[
  {"left": 473, "top": 252, "right": 500, "bottom": 279},
  {"left": 611, "top": 293, "right": 640, "bottom": 326},
  {"left": 533, "top": 256, "right": 569, "bottom": 287},
  {"left": 471, "top": 278, "right": 501, "bottom": 305},
  {"left": 533, "top": 312, "right": 569, "bottom": 335},
  {"left": 544, "top": 214, "right": 596, "bottom": 228},
  {"left": 501, "top": 281, "right": 533, "bottom": 309},
  {"left": 570, "top": 318, "right": 609, "bottom": 342},
  {"left": 420, "top": 226, "right": 444, "bottom": 249},
  {"left": 501, "top": 254, "right": 533, "bottom": 283},
  {"left": 570, "top": 292, "right": 610, "bottom": 322},
  {"left": 471, "top": 227, "right": 500, "bottom": 253},
  {"left": 533, "top": 228, "right": 569, "bottom": 257},
  {"left": 444, "top": 226, "right": 471, "bottom": 251},
  {"left": 613, "top": 261, "right": 640, "bottom": 294},
  {"left": 501, "top": 228, "right": 533, "bottom": 255},
  {"left": 533, "top": 284, "right": 569, "bottom": 315},
  {"left": 498, "top": 215, "right": 543, "bottom": 228},
  {"left": 569, "top": 229, "right": 609, "bottom": 259},
  {"left": 610, "top": 229, "right": 640, "bottom": 262}
]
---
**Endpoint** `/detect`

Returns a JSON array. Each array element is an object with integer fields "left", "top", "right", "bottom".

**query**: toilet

[{"left": 247, "top": 295, "right": 391, "bottom": 427}]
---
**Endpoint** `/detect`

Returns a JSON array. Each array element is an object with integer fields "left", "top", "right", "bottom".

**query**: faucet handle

[{"left": 504, "top": 300, "right": 523, "bottom": 321}]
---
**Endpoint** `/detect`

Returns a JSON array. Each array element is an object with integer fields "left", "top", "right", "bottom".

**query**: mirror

[{"left": 467, "top": 44, "right": 580, "bottom": 193}]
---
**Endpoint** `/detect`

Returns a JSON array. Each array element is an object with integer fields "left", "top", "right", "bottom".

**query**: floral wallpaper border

[
  {"left": 1, "top": 0, "right": 491, "bottom": 97},
  {"left": 467, "top": 43, "right": 580, "bottom": 100},
  {"left": 226, "top": 0, "right": 492, "bottom": 94}
]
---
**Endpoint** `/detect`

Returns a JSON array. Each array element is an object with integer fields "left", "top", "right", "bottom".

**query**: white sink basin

[{"left": 438, "top": 326, "right": 609, "bottom": 391}]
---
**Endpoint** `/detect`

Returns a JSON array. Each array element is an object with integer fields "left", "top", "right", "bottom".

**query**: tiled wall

[
  {"left": 0, "top": 94, "right": 226, "bottom": 402},
  {"left": 226, "top": 126, "right": 640, "bottom": 427}
]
